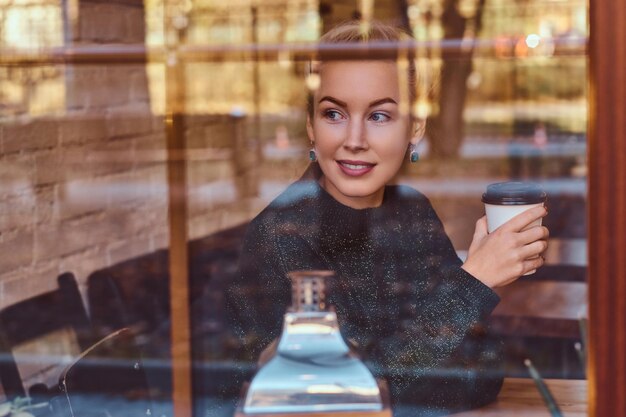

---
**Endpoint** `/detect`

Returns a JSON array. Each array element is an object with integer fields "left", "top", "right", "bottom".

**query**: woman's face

[{"left": 307, "top": 60, "right": 422, "bottom": 209}]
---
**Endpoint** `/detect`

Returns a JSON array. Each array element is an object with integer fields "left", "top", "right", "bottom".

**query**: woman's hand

[{"left": 461, "top": 206, "right": 549, "bottom": 288}]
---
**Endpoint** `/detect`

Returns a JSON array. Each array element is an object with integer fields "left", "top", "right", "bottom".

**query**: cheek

[
  {"left": 371, "top": 129, "right": 410, "bottom": 160},
  {"left": 382, "top": 146, "right": 408, "bottom": 171},
  {"left": 312, "top": 123, "right": 344, "bottom": 153}
]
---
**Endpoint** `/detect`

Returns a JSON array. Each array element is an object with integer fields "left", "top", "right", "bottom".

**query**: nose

[{"left": 343, "top": 119, "right": 368, "bottom": 152}]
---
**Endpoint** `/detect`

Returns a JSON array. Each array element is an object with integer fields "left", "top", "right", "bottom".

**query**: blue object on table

[{"left": 524, "top": 358, "right": 564, "bottom": 417}]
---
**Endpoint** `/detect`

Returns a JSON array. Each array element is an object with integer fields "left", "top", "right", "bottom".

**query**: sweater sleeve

[{"left": 373, "top": 199, "right": 504, "bottom": 412}]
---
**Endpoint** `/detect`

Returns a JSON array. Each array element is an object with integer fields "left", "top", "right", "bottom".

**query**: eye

[
  {"left": 323, "top": 109, "right": 345, "bottom": 121},
  {"left": 369, "top": 112, "right": 390, "bottom": 123}
]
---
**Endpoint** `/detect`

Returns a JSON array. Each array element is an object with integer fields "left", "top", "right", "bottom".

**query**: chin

[{"left": 336, "top": 183, "right": 384, "bottom": 200}]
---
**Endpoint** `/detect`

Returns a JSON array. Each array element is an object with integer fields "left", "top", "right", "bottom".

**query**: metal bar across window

[{"left": 0, "top": 38, "right": 587, "bottom": 67}]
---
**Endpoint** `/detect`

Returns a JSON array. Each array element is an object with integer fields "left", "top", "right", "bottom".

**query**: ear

[
  {"left": 306, "top": 114, "right": 315, "bottom": 144},
  {"left": 409, "top": 117, "right": 426, "bottom": 146}
]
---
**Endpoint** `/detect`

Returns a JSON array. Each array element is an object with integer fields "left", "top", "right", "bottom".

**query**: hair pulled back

[{"left": 307, "top": 20, "right": 418, "bottom": 118}]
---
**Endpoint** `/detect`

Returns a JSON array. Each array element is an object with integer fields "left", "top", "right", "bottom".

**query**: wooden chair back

[{"left": 0, "top": 272, "right": 92, "bottom": 399}]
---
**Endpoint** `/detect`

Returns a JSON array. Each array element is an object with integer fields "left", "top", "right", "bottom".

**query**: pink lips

[{"left": 336, "top": 160, "right": 375, "bottom": 177}]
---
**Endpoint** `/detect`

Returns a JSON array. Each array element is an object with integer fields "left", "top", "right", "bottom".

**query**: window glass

[{"left": 0, "top": 0, "right": 587, "bottom": 416}]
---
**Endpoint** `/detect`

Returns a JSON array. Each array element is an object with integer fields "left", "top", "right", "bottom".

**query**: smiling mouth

[
  {"left": 336, "top": 160, "right": 376, "bottom": 176},
  {"left": 341, "top": 162, "right": 371, "bottom": 169}
]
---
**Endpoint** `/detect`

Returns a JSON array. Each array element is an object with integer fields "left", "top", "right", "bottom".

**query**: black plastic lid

[{"left": 482, "top": 182, "right": 547, "bottom": 205}]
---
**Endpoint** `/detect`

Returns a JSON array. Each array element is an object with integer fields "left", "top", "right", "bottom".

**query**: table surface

[
  {"left": 448, "top": 378, "right": 587, "bottom": 416},
  {"left": 230, "top": 378, "right": 586, "bottom": 417}
]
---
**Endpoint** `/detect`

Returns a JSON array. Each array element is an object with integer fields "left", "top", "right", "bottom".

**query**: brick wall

[
  {"left": 185, "top": 113, "right": 263, "bottom": 240},
  {"left": 0, "top": 0, "right": 262, "bottom": 309},
  {"left": 0, "top": 0, "right": 157, "bottom": 309}
]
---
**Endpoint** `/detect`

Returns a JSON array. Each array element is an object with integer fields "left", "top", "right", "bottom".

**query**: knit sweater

[{"left": 227, "top": 174, "right": 503, "bottom": 415}]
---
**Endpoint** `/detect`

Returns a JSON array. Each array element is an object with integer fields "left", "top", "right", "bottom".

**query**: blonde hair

[{"left": 307, "top": 20, "right": 418, "bottom": 117}]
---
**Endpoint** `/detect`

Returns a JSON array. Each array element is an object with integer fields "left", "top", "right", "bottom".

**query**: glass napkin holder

[{"left": 242, "top": 270, "right": 384, "bottom": 415}]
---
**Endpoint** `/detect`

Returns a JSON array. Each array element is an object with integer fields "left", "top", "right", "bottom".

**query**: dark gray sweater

[{"left": 227, "top": 174, "right": 503, "bottom": 415}]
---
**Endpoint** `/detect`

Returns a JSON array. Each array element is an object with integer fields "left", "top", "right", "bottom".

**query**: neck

[{"left": 318, "top": 176, "right": 384, "bottom": 209}]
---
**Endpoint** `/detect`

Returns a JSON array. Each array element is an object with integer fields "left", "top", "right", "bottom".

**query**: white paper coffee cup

[
  {"left": 484, "top": 202, "right": 544, "bottom": 233},
  {"left": 482, "top": 182, "right": 547, "bottom": 275}
]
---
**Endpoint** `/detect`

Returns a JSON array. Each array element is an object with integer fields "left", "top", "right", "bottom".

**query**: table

[
  {"left": 449, "top": 378, "right": 587, "bottom": 416},
  {"left": 231, "top": 378, "right": 585, "bottom": 417}
]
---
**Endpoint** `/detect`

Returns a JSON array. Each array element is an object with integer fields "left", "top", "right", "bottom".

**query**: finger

[
  {"left": 474, "top": 216, "right": 488, "bottom": 239},
  {"left": 520, "top": 240, "right": 549, "bottom": 259},
  {"left": 500, "top": 206, "right": 547, "bottom": 233},
  {"left": 522, "top": 254, "right": 546, "bottom": 274},
  {"left": 518, "top": 226, "right": 550, "bottom": 245}
]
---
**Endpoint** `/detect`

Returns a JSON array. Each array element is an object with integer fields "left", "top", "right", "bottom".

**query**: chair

[
  {"left": 487, "top": 236, "right": 587, "bottom": 379},
  {"left": 87, "top": 223, "right": 248, "bottom": 342},
  {"left": 57, "top": 327, "right": 154, "bottom": 417},
  {"left": 0, "top": 272, "right": 93, "bottom": 399},
  {"left": 85, "top": 223, "right": 249, "bottom": 413}
]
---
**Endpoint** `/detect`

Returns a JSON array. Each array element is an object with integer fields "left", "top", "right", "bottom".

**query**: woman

[{"left": 228, "top": 20, "right": 549, "bottom": 415}]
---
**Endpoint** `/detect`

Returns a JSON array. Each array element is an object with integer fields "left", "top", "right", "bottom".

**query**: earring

[
  {"left": 309, "top": 148, "right": 317, "bottom": 162},
  {"left": 409, "top": 145, "right": 419, "bottom": 163}
]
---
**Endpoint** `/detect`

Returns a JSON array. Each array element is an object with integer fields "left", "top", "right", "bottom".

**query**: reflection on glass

[
  {"left": 14, "top": 328, "right": 80, "bottom": 389},
  {"left": 0, "top": 0, "right": 589, "bottom": 416}
]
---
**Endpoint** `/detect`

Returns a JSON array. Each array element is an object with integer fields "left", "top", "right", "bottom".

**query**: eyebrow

[{"left": 318, "top": 96, "right": 398, "bottom": 108}]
